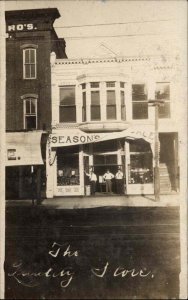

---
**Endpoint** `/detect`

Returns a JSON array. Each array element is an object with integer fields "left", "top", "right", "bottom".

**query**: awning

[
  {"left": 49, "top": 125, "right": 154, "bottom": 148},
  {"left": 6, "top": 131, "right": 44, "bottom": 166}
]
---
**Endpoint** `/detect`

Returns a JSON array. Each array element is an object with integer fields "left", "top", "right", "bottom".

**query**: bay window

[
  {"left": 91, "top": 82, "right": 101, "bottom": 121},
  {"left": 80, "top": 80, "right": 127, "bottom": 122},
  {"left": 59, "top": 86, "right": 76, "bottom": 123},
  {"left": 106, "top": 82, "right": 116, "bottom": 120},
  {"left": 120, "top": 82, "right": 126, "bottom": 121},
  {"left": 82, "top": 84, "right": 86, "bottom": 122}
]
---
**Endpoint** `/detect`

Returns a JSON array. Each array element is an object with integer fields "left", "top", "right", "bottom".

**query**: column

[
  {"left": 86, "top": 82, "right": 91, "bottom": 121},
  {"left": 126, "top": 82, "right": 132, "bottom": 122},
  {"left": 116, "top": 82, "right": 121, "bottom": 121},
  {"left": 46, "top": 140, "right": 56, "bottom": 198},
  {"left": 124, "top": 141, "right": 130, "bottom": 194},
  {"left": 51, "top": 77, "right": 59, "bottom": 126},
  {"left": 117, "top": 140, "right": 122, "bottom": 165},
  {"left": 100, "top": 81, "right": 106, "bottom": 121},
  {"left": 76, "top": 84, "right": 82, "bottom": 123},
  {"left": 148, "top": 80, "right": 155, "bottom": 120},
  {"left": 79, "top": 145, "right": 84, "bottom": 195}
]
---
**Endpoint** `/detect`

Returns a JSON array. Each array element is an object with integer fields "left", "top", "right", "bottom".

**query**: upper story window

[
  {"left": 90, "top": 82, "right": 101, "bottom": 121},
  {"left": 90, "top": 82, "right": 99, "bottom": 88},
  {"left": 120, "top": 82, "right": 126, "bottom": 121},
  {"left": 155, "top": 82, "right": 170, "bottom": 118},
  {"left": 106, "top": 82, "right": 116, "bottom": 120},
  {"left": 24, "top": 98, "right": 37, "bottom": 130},
  {"left": 132, "top": 84, "right": 148, "bottom": 119},
  {"left": 106, "top": 81, "right": 115, "bottom": 88},
  {"left": 23, "top": 48, "right": 37, "bottom": 79},
  {"left": 59, "top": 86, "right": 76, "bottom": 123},
  {"left": 81, "top": 81, "right": 127, "bottom": 122}
]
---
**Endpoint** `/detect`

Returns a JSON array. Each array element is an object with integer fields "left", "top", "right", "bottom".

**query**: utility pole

[{"left": 148, "top": 99, "right": 164, "bottom": 201}]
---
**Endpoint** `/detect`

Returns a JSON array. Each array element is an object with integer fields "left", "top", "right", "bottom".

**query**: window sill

[{"left": 23, "top": 78, "right": 37, "bottom": 80}]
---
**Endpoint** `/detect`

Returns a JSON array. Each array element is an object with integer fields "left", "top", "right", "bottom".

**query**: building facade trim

[{"left": 20, "top": 43, "right": 38, "bottom": 49}]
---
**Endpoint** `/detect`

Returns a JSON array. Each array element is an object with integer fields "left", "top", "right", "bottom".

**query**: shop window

[
  {"left": 155, "top": 82, "right": 170, "bottom": 118},
  {"left": 57, "top": 146, "right": 79, "bottom": 186},
  {"left": 132, "top": 84, "right": 148, "bottom": 119},
  {"left": 107, "top": 90, "right": 116, "bottom": 120},
  {"left": 59, "top": 86, "right": 76, "bottom": 123},
  {"left": 128, "top": 141, "right": 153, "bottom": 184},
  {"left": 91, "top": 91, "right": 101, "bottom": 121},
  {"left": 23, "top": 48, "right": 37, "bottom": 79},
  {"left": 24, "top": 98, "right": 37, "bottom": 130}
]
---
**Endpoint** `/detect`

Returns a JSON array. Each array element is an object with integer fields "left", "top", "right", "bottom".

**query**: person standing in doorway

[
  {"left": 85, "top": 169, "right": 97, "bottom": 195},
  {"left": 103, "top": 169, "right": 114, "bottom": 193},
  {"left": 115, "top": 167, "right": 124, "bottom": 195}
]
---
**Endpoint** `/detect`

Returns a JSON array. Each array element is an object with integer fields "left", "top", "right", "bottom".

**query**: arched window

[
  {"left": 21, "top": 44, "right": 38, "bottom": 79},
  {"left": 21, "top": 94, "right": 38, "bottom": 130}
]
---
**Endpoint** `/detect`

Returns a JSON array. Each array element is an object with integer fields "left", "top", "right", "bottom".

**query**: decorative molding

[
  {"left": 20, "top": 44, "right": 38, "bottom": 49},
  {"left": 20, "top": 93, "right": 38, "bottom": 100},
  {"left": 55, "top": 56, "right": 151, "bottom": 65}
]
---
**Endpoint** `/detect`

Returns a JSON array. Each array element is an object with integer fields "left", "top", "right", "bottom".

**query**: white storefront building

[{"left": 46, "top": 54, "right": 182, "bottom": 198}]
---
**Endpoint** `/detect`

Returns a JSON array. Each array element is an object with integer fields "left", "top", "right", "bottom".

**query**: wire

[
  {"left": 55, "top": 19, "right": 177, "bottom": 29},
  {"left": 7, "top": 32, "right": 181, "bottom": 41},
  {"left": 52, "top": 32, "right": 181, "bottom": 40}
]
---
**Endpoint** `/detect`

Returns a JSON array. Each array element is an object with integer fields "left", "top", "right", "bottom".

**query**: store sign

[
  {"left": 49, "top": 127, "right": 154, "bottom": 148},
  {"left": 7, "top": 149, "right": 16, "bottom": 160},
  {"left": 7, "top": 24, "right": 37, "bottom": 32}
]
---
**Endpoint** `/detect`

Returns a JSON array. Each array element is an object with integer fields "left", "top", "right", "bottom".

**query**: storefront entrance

[
  {"left": 159, "top": 133, "right": 179, "bottom": 192},
  {"left": 94, "top": 164, "right": 123, "bottom": 194}
]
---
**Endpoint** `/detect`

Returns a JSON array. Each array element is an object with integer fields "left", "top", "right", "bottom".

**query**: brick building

[{"left": 5, "top": 8, "right": 67, "bottom": 199}]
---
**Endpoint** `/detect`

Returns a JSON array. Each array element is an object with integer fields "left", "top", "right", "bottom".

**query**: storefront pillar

[
  {"left": 124, "top": 140, "right": 129, "bottom": 193},
  {"left": 89, "top": 144, "right": 93, "bottom": 166},
  {"left": 46, "top": 145, "right": 56, "bottom": 198},
  {"left": 79, "top": 145, "right": 84, "bottom": 195}
]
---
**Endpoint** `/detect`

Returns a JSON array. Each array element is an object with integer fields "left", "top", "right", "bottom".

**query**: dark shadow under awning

[{"left": 6, "top": 131, "right": 44, "bottom": 166}]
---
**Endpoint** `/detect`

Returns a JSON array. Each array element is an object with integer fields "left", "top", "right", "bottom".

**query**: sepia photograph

[{"left": 0, "top": 0, "right": 187, "bottom": 299}]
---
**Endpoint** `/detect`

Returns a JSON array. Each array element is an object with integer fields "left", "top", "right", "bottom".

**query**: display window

[
  {"left": 57, "top": 146, "right": 80, "bottom": 186},
  {"left": 128, "top": 141, "right": 153, "bottom": 184}
]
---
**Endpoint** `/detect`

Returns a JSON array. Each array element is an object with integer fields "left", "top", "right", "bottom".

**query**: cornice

[{"left": 55, "top": 56, "right": 151, "bottom": 65}]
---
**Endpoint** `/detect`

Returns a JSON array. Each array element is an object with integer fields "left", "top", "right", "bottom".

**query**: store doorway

[
  {"left": 159, "top": 133, "right": 179, "bottom": 192},
  {"left": 94, "top": 164, "right": 121, "bottom": 194}
]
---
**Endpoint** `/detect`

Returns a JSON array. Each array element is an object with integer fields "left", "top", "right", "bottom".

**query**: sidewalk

[{"left": 6, "top": 194, "right": 180, "bottom": 209}]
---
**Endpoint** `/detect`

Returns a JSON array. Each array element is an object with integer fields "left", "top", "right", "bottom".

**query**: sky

[{"left": 4, "top": 0, "right": 187, "bottom": 59}]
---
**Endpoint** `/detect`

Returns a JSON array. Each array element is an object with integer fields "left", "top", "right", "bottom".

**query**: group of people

[{"left": 85, "top": 167, "right": 124, "bottom": 195}]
